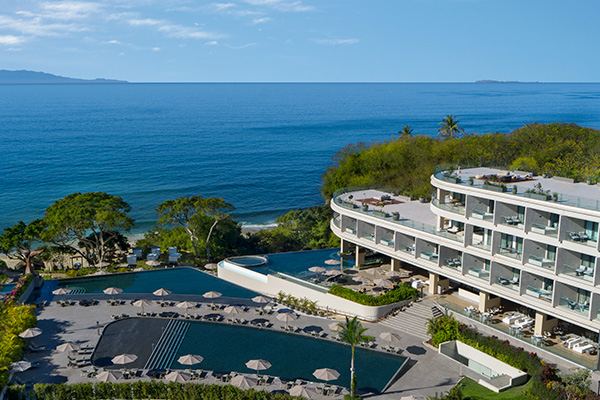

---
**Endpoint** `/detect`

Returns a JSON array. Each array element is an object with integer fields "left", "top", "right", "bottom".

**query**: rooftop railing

[{"left": 433, "top": 166, "right": 600, "bottom": 213}]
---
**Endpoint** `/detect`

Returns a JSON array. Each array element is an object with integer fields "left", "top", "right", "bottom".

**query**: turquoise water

[
  {"left": 175, "top": 320, "right": 405, "bottom": 393},
  {"left": 55, "top": 268, "right": 256, "bottom": 298},
  {"left": 2, "top": 83, "right": 600, "bottom": 232},
  {"left": 1, "top": 283, "right": 16, "bottom": 294}
]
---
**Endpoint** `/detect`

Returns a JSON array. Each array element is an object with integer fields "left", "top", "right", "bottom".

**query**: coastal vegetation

[
  {"left": 321, "top": 122, "right": 600, "bottom": 200},
  {"left": 335, "top": 316, "right": 373, "bottom": 399},
  {"left": 329, "top": 283, "right": 419, "bottom": 306}
]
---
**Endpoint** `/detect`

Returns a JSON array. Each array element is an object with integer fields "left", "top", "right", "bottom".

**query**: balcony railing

[
  {"left": 525, "top": 286, "right": 552, "bottom": 302},
  {"left": 527, "top": 255, "right": 555, "bottom": 270},
  {"left": 530, "top": 223, "right": 558, "bottom": 237},
  {"left": 431, "top": 198, "right": 465, "bottom": 215},
  {"left": 558, "top": 297, "right": 589, "bottom": 315}
]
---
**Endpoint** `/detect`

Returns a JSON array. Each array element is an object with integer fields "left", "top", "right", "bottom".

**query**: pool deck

[{"left": 20, "top": 292, "right": 463, "bottom": 399}]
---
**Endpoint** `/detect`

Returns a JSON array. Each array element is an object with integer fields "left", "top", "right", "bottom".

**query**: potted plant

[
  {"left": 552, "top": 192, "right": 559, "bottom": 202},
  {"left": 512, "top": 186, "right": 517, "bottom": 194},
  {"left": 361, "top": 202, "right": 369, "bottom": 211},
  {"left": 392, "top": 211, "right": 400, "bottom": 221},
  {"left": 468, "top": 177, "right": 474, "bottom": 185}
]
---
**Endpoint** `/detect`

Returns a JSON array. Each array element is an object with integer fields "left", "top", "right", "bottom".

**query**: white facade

[{"left": 330, "top": 167, "right": 600, "bottom": 334}]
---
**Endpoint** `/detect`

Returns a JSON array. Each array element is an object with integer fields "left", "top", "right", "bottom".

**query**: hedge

[
  {"left": 329, "top": 283, "right": 419, "bottom": 306},
  {"left": 8, "top": 381, "right": 303, "bottom": 400}
]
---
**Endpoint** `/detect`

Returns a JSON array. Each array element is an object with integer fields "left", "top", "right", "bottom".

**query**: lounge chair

[
  {"left": 575, "top": 266, "right": 586, "bottom": 276},
  {"left": 569, "top": 232, "right": 581, "bottom": 241},
  {"left": 497, "top": 277, "right": 509, "bottom": 285},
  {"left": 578, "top": 232, "right": 590, "bottom": 242},
  {"left": 584, "top": 267, "right": 595, "bottom": 277}
]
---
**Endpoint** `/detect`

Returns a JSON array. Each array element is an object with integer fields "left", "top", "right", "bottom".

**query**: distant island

[{"left": 0, "top": 70, "right": 127, "bottom": 84}]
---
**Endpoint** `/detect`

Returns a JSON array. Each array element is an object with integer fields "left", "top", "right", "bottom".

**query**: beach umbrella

[
  {"left": 52, "top": 288, "right": 72, "bottom": 295},
  {"left": 133, "top": 267, "right": 145, "bottom": 272},
  {"left": 245, "top": 359, "right": 272, "bottom": 375},
  {"left": 224, "top": 305, "right": 245, "bottom": 315},
  {"left": 353, "top": 275, "right": 371, "bottom": 284},
  {"left": 252, "top": 295, "right": 270, "bottom": 304},
  {"left": 205, "top": 263, "right": 218, "bottom": 270},
  {"left": 313, "top": 368, "right": 340, "bottom": 382},
  {"left": 111, "top": 353, "right": 138, "bottom": 365},
  {"left": 165, "top": 370, "right": 191, "bottom": 383},
  {"left": 146, "top": 260, "right": 160, "bottom": 267},
  {"left": 379, "top": 332, "right": 402, "bottom": 344},
  {"left": 324, "top": 259, "right": 341, "bottom": 265},
  {"left": 364, "top": 268, "right": 379, "bottom": 276},
  {"left": 10, "top": 361, "right": 32, "bottom": 372},
  {"left": 289, "top": 385, "right": 317, "bottom": 398},
  {"left": 132, "top": 299, "right": 152, "bottom": 314},
  {"left": 176, "top": 301, "right": 197, "bottom": 315},
  {"left": 93, "top": 270, "right": 109, "bottom": 276},
  {"left": 385, "top": 270, "right": 403, "bottom": 277},
  {"left": 203, "top": 291, "right": 222, "bottom": 307},
  {"left": 178, "top": 354, "right": 204, "bottom": 366},
  {"left": 276, "top": 312, "right": 298, "bottom": 330},
  {"left": 309, "top": 266, "right": 326, "bottom": 273},
  {"left": 231, "top": 375, "right": 257, "bottom": 389},
  {"left": 153, "top": 288, "right": 172, "bottom": 297},
  {"left": 103, "top": 287, "right": 123, "bottom": 301},
  {"left": 325, "top": 269, "right": 343, "bottom": 276},
  {"left": 328, "top": 322, "right": 340, "bottom": 331},
  {"left": 96, "top": 370, "right": 123, "bottom": 382},
  {"left": 373, "top": 279, "right": 394, "bottom": 288},
  {"left": 57, "top": 342, "right": 80, "bottom": 352},
  {"left": 19, "top": 328, "right": 42, "bottom": 339}
]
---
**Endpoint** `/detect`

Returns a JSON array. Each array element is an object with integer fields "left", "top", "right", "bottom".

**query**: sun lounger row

[
  {"left": 503, "top": 216, "right": 521, "bottom": 225},
  {"left": 110, "top": 314, "right": 130, "bottom": 320},
  {"left": 569, "top": 231, "right": 591, "bottom": 242}
]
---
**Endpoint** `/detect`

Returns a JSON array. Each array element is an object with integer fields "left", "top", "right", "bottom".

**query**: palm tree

[
  {"left": 399, "top": 125, "right": 413, "bottom": 138},
  {"left": 336, "top": 316, "right": 374, "bottom": 397},
  {"left": 438, "top": 115, "right": 464, "bottom": 139}
]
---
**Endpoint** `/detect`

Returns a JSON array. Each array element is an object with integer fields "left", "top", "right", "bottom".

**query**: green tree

[
  {"left": 438, "top": 115, "right": 464, "bottom": 139},
  {"left": 336, "top": 316, "right": 374, "bottom": 398},
  {"left": 41, "top": 192, "right": 134, "bottom": 267},
  {"left": 400, "top": 125, "right": 413, "bottom": 138},
  {"left": 0, "top": 220, "right": 45, "bottom": 274},
  {"left": 156, "top": 196, "right": 234, "bottom": 261}
]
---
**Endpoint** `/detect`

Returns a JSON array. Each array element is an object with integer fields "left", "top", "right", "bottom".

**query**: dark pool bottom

[{"left": 92, "top": 318, "right": 406, "bottom": 394}]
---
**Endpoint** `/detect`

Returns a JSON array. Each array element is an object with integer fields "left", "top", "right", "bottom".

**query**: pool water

[
  {"left": 1, "top": 283, "right": 16, "bottom": 294},
  {"left": 247, "top": 249, "right": 354, "bottom": 280},
  {"left": 53, "top": 268, "right": 257, "bottom": 298}
]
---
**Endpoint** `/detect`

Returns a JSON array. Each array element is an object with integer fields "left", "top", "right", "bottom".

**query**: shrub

[{"left": 329, "top": 283, "right": 419, "bottom": 306}]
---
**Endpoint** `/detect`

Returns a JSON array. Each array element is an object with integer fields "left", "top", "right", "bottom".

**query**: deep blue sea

[{"left": 1, "top": 83, "right": 599, "bottom": 233}]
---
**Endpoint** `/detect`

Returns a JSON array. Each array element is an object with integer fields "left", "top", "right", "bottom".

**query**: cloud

[
  {"left": 15, "top": 1, "right": 102, "bottom": 21},
  {"left": 0, "top": 15, "right": 85, "bottom": 37},
  {"left": 313, "top": 38, "right": 359, "bottom": 45},
  {"left": 128, "top": 18, "right": 224, "bottom": 40},
  {"left": 205, "top": 40, "right": 218, "bottom": 46},
  {"left": 152, "top": 47, "right": 160, "bottom": 51},
  {"left": 251, "top": 17, "right": 271, "bottom": 24},
  {"left": 225, "top": 42, "right": 256, "bottom": 49},
  {"left": 0, "top": 35, "right": 26, "bottom": 45},
  {"left": 242, "top": 0, "right": 314, "bottom": 12},
  {"left": 211, "top": 3, "right": 236, "bottom": 12}
]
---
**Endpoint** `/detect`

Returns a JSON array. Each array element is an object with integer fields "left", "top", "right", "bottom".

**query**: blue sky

[{"left": 0, "top": 0, "right": 598, "bottom": 82}]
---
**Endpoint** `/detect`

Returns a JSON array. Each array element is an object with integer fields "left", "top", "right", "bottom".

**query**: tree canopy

[
  {"left": 41, "top": 192, "right": 134, "bottom": 266},
  {"left": 321, "top": 122, "right": 600, "bottom": 200},
  {"left": 0, "top": 220, "right": 45, "bottom": 273}
]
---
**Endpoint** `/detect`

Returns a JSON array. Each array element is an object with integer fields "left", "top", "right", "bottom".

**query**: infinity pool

[
  {"left": 52, "top": 268, "right": 257, "bottom": 298},
  {"left": 93, "top": 318, "right": 405, "bottom": 394}
]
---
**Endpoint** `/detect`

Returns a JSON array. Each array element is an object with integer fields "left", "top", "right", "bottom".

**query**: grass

[{"left": 458, "top": 377, "right": 532, "bottom": 399}]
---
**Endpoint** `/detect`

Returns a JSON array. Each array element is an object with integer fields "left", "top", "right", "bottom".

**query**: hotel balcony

[{"left": 522, "top": 272, "right": 553, "bottom": 303}]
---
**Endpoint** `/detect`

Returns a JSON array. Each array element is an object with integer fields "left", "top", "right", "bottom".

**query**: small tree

[
  {"left": 0, "top": 220, "right": 45, "bottom": 274},
  {"left": 438, "top": 115, "right": 464, "bottom": 139},
  {"left": 336, "top": 316, "right": 374, "bottom": 398},
  {"left": 399, "top": 125, "right": 413, "bottom": 138}
]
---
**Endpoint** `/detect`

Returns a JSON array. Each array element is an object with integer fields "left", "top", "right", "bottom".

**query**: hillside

[
  {"left": 0, "top": 70, "right": 126, "bottom": 84},
  {"left": 321, "top": 123, "right": 600, "bottom": 200}
]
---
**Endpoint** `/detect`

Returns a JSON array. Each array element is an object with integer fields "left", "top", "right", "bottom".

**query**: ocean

[{"left": 1, "top": 83, "right": 599, "bottom": 233}]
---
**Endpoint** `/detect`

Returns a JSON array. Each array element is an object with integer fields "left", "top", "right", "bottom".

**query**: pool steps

[{"left": 144, "top": 319, "right": 190, "bottom": 370}]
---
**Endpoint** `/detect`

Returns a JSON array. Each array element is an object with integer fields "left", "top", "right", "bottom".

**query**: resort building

[{"left": 330, "top": 167, "right": 600, "bottom": 367}]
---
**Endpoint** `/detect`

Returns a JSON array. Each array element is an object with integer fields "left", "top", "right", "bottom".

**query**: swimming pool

[
  {"left": 51, "top": 268, "right": 257, "bottom": 298},
  {"left": 93, "top": 318, "right": 405, "bottom": 394},
  {"left": 1, "top": 283, "right": 16, "bottom": 294}
]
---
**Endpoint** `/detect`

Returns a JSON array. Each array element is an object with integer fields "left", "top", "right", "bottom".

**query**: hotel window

[
  {"left": 501, "top": 234, "right": 523, "bottom": 254},
  {"left": 547, "top": 245, "right": 556, "bottom": 261},
  {"left": 516, "top": 206, "right": 525, "bottom": 223},
  {"left": 585, "top": 221, "right": 598, "bottom": 241},
  {"left": 582, "top": 254, "right": 595, "bottom": 268}
]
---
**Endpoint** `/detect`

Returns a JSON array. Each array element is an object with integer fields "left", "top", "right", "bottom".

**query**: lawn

[{"left": 458, "top": 376, "right": 532, "bottom": 399}]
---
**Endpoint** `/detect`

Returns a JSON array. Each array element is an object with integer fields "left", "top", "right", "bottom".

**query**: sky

[{"left": 0, "top": 0, "right": 599, "bottom": 82}]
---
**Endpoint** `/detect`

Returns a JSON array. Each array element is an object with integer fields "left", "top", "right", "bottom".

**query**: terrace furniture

[
  {"left": 584, "top": 267, "right": 595, "bottom": 277},
  {"left": 569, "top": 232, "right": 582, "bottom": 241},
  {"left": 566, "top": 298, "right": 578, "bottom": 310},
  {"left": 573, "top": 342, "right": 595, "bottom": 354},
  {"left": 579, "top": 232, "right": 590, "bottom": 242},
  {"left": 447, "top": 226, "right": 460, "bottom": 234},
  {"left": 575, "top": 266, "right": 586, "bottom": 276},
  {"left": 497, "top": 277, "right": 509, "bottom": 285},
  {"left": 509, "top": 277, "right": 519, "bottom": 285}
]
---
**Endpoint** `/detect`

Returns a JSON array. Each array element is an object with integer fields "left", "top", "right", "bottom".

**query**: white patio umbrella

[
  {"left": 309, "top": 266, "right": 326, "bottom": 273},
  {"left": 111, "top": 353, "right": 138, "bottom": 365},
  {"left": 328, "top": 322, "right": 340, "bottom": 331},
  {"left": 364, "top": 268, "right": 379, "bottom": 276},
  {"left": 203, "top": 291, "right": 222, "bottom": 307},
  {"left": 353, "top": 275, "right": 371, "bottom": 284},
  {"left": 324, "top": 269, "right": 343, "bottom": 276},
  {"left": 176, "top": 301, "right": 197, "bottom": 315},
  {"left": 224, "top": 305, "right": 245, "bottom": 315},
  {"left": 19, "top": 328, "right": 42, "bottom": 339},
  {"left": 324, "top": 259, "right": 341, "bottom": 265},
  {"left": 385, "top": 270, "right": 404, "bottom": 278},
  {"left": 132, "top": 299, "right": 153, "bottom": 314},
  {"left": 178, "top": 354, "right": 204, "bottom": 366},
  {"left": 205, "top": 263, "right": 218, "bottom": 270},
  {"left": 276, "top": 312, "right": 298, "bottom": 330},
  {"left": 252, "top": 295, "right": 270, "bottom": 304},
  {"left": 103, "top": 287, "right": 123, "bottom": 301},
  {"left": 313, "top": 368, "right": 340, "bottom": 382},
  {"left": 289, "top": 385, "right": 317, "bottom": 398},
  {"left": 11, "top": 361, "right": 32, "bottom": 372},
  {"left": 379, "top": 332, "right": 402, "bottom": 344},
  {"left": 373, "top": 279, "right": 395, "bottom": 288},
  {"left": 146, "top": 260, "right": 160, "bottom": 267},
  {"left": 153, "top": 288, "right": 172, "bottom": 297},
  {"left": 165, "top": 370, "right": 191, "bottom": 383},
  {"left": 96, "top": 370, "right": 123, "bottom": 382},
  {"left": 57, "top": 342, "right": 80, "bottom": 352},
  {"left": 245, "top": 359, "right": 272, "bottom": 375},
  {"left": 133, "top": 267, "right": 145, "bottom": 272},
  {"left": 52, "top": 288, "right": 72, "bottom": 295},
  {"left": 231, "top": 375, "right": 257, "bottom": 389},
  {"left": 93, "top": 270, "right": 109, "bottom": 276}
]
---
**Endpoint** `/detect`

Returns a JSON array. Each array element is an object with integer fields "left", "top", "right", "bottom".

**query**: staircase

[
  {"left": 144, "top": 319, "right": 190, "bottom": 370},
  {"left": 379, "top": 299, "right": 435, "bottom": 339}
]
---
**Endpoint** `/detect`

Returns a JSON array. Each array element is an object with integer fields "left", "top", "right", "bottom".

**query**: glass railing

[
  {"left": 431, "top": 198, "right": 466, "bottom": 215},
  {"left": 526, "top": 256, "right": 555, "bottom": 270},
  {"left": 525, "top": 286, "right": 552, "bottom": 302},
  {"left": 558, "top": 297, "right": 590, "bottom": 315},
  {"left": 332, "top": 188, "right": 463, "bottom": 243},
  {"left": 560, "top": 265, "right": 594, "bottom": 283},
  {"left": 530, "top": 223, "right": 558, "bottom": 237},
  {"left": 497, "top": 248, "right": 522, "bottom": 260},
  {"left": 433, "top": 168, "right": 600, "bottom": 213},
  {"left": 466, "top": 268, "right": 490, "bottom": 279}
]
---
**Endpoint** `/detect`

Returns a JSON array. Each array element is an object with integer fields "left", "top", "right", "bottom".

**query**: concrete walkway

[{"left": 17, "top": 293, "right": 464, "bottom": 399}]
